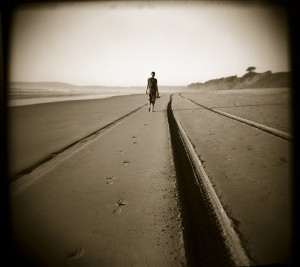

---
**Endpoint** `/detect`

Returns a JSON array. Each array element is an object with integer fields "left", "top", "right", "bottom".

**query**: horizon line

[
  {"left": 8, "top": 81, "right": 189, "bottom": 87},
  {"left": 8, "top": 70, "right": 291, "bottom": 88}
]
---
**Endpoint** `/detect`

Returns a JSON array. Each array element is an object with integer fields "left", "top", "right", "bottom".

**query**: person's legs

[
  {"left": 151, "top": 100, "right": 155, "bottom": 112},
  {"left": 150, "top": 103, "right": 153, "bottom": 112},
  {"left": 149, "top": 94, "right": 155, "bottom": 112},
  {"left": 150, "top": 96, "right": 156, "bottom": 112},
  {"left": 148, "top": 94, "right": 153, "bottom": 112}
]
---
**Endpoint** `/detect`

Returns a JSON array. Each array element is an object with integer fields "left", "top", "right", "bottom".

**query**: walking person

[{"left": 146, "top": 71, "right": 160, "bottom": 112}]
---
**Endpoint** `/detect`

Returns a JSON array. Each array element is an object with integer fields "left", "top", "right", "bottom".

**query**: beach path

[{"left": 10, "top": 95, "right": 186, "bottom": 266}]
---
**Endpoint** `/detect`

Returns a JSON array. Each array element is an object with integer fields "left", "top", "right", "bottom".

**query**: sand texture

[
  {"left": 9, "top": 88, "right": 293, "bottom": 266},
  {"left": 8, "top": 95, "right": 148, "bottom": 177},
  {"left": 172, "top": 88, "right": 292, "bottom": 265},
  {"left": 10, "top": 95, "right": 186, "bottom": 266}
]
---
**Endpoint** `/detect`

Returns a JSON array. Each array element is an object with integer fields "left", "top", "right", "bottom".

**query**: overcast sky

[{"left": 8, "top": 1, "right": 291, "bottom": 86}]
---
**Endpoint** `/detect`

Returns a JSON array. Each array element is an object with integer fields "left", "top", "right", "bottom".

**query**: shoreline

[
  {"left": 7, "top": 87, "right": 290, "bottom": 107},
  {"left": 7, "top": 93, "right": 141, "bottom": 107}
]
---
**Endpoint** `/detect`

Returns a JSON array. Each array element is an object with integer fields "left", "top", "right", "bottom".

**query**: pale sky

[{"left": 8, "top": 1, "right": 291, "bottom": 86}]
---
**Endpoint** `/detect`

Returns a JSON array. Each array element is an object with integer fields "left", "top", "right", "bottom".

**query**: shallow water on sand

[{"left": 8, "top": 94, "right": 130, "bottom": 107}]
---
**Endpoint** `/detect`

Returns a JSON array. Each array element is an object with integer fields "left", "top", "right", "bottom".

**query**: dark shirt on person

[{"left": 147, "top": 77, "right": 158, "bottom": 96}]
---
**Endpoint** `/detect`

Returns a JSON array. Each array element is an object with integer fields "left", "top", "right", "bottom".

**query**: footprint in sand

[
  {"left": 113, "top": 198, "right": 128, "bottom": 214},
  {"left": 122, "top": 160, "right": 130, "bottom": 166},
  {"left": 65, "top": 247, "right": 85, "bottom": 261},
  {"left": 131, "top": 136, "right": 137, "bottom": 145},
  {"left": 106, "top": 176, "right": 116, "bottom": 185}
]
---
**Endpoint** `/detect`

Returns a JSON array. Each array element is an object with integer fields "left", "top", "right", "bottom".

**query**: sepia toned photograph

[{"left": 2, "top": 0, "right": 296, "bottom": 266}]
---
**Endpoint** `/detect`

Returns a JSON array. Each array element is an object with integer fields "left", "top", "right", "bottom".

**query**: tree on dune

[{"left": 246, "top": 66, "right": 256, "bottom": 72}]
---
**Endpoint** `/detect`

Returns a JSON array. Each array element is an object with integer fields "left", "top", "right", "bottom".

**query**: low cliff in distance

[{"left": 188, "top": 71, "right": 291, "bottom": 90}]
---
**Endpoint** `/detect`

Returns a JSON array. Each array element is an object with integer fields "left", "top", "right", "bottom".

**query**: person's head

[{"left": 151, "top": 71, "right": 155, "bottom": 77}]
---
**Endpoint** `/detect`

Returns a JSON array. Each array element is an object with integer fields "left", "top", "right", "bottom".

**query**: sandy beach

[
  {"left": 8, "top": 88, "right": 293, "bottom": 266},
  {"left": 7, "top": 94, "right": 148, "bottom": 177},
  {"left": 9, "top": 95, "right": 186, "bottom": 266},
  {"left": 172, "top": 88, "right": 292, "bottom": 265}
]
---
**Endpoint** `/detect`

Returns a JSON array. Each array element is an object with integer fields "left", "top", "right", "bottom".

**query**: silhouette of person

[{"left": 146, "top": 71, "right": 160, "bottom": 112}]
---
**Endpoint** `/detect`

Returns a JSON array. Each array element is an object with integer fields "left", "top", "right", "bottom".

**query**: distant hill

[{"left": 188, "top": 71, "right": 291, "bottom": 90}]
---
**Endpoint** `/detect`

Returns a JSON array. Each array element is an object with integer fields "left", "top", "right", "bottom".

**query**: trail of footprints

[
  {"left": 105, "top": 135, "right": 140, "bottom": 214},
  {"left": 66, "top": 126, "right": 151, "bottom": 259},
  {"left": 64, "top": 135, "right": 139, "bottom": 260}
]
